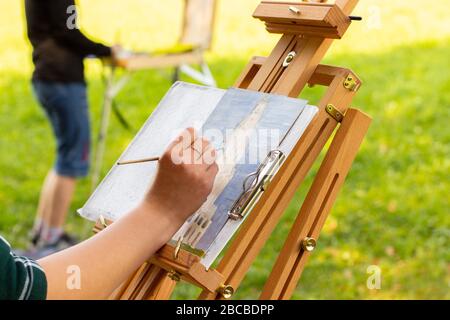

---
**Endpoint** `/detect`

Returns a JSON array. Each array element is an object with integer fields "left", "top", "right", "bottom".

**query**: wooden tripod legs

[{"left": 260, "top": 108, "right": 372, "bottom": 299}]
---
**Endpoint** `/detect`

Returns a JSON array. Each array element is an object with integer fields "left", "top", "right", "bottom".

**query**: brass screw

[
  {"left": 283, "top": 51, "right": 296, "bottom": 67},
  {"left": 168, "top": 271, "right": 181, "bottom": 282},
  {"left": 344, "top": 75, "right": 359, "bottom": 91},
  {"left": 302, "top": 237, "right": 317, "bottom": 252},
  {"left": 218, "top": 284, "right": 234, "bottom": 299}
]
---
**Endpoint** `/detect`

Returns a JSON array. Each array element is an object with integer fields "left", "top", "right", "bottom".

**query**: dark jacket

[
  {"left": 0, "top": 236, "right": 47, "bottom": 300},
  {"left": 25, "top": 0, "right": 111, "bottom": 83}
]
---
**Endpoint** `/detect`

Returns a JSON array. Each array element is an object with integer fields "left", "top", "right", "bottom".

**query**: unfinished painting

[{"left": 79, "top": 82, "right": 318, "bottom": 267}]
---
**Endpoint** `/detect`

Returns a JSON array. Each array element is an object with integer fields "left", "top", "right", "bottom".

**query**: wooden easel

[
  {"left": 114, "top": 0, "right": 217, "bottom": 84},
  {"left": 91, "top": 0, "right": 217, "bottom": 189},
  {"left": 94, "top": 0, "right": 372, "bottom": 300}
]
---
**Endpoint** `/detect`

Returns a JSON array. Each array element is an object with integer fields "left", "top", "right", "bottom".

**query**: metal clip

[
  {"left": 228, "top": 150, "right": 286, "bottom": 220},
  {"left": 343, "top": 74, "right": 359, "bottom": 91},
  {"left": 173, "top": 236, "right": 183, "bottom": 260},
  {"left": 99, "top": 215, "right": 108, "bottom": 229},
  {"left": 282, "top": 51, "right": 296, "bottom": 67},
  {"left": 326, "top": 104, "right": 344, "bottom": 122}
]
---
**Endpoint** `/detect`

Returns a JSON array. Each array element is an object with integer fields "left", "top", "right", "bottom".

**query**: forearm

[
  {"left": 39, "top": 202, "right": 182, "bottom": 300},
  {"left": 54, "top": 30, "right": 112, "bottom": 57},
  {"left": 37, "top": 128, "right": 218, "bottom": 300}
]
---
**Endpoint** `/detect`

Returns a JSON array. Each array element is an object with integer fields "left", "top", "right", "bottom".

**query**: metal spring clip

[{"left": 228, "top": 150, "right": 286, "bottom": 220}]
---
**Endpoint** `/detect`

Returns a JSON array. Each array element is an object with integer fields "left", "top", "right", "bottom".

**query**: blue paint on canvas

[{"left": 196, "top": 88, "right": 307, "bottom": 251}]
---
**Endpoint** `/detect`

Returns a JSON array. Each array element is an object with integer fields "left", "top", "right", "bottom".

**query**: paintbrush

[{"left": 117, "top": 157, "right": 160, "bottom": 166}]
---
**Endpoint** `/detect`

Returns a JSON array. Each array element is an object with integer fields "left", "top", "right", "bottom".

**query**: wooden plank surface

[{"left": 253, "top": 2, "right": 347, "bottom": 28}]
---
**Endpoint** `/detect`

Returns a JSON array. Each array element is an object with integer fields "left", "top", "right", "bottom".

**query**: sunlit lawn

[{"left": 0, "top": 0, "right": 448, "bottom": 299}]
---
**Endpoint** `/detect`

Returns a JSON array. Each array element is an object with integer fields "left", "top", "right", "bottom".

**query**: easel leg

[
  {"left": 172, "top": 67, "right": 180, "bottom": 83},
  {"left": 118, "top": 263, "right": 151, "bottom": 299},
  {"left": 260, "top": 108, "right": 371, "bottom": 300},
  {"left": 91, "top": 71, "right": 114, "bottom": 189},
  {"left": 108, "top": 266, "right": 142, "bottom": 300},
  {"left": 142, "top": 269, "right": 177, "bottom": 300},
  {"left": 179, "top": 63, "right": 217, "bottom": 87},
  {"left": 115, "top": 263, "right": 177, "bottom": 300},
  {"left": 91, "top": 68, "right": 130, "bottom": 189}
]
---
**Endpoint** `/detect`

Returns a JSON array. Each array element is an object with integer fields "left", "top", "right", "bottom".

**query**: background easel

[
  {"left": 91, "top": 0, "right": 217, "bottom": 189},
  {"left": 94, "top": 0, "right": 372, "bottom": 300}
]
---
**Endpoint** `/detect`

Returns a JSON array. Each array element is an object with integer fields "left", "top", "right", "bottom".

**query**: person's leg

[
  {"left": 31, "top": 171, "right": 55, "bottom": 245},
  {"left": 39, "top": 171, "right": 76, "bottom": 244},
  {"left": 30, "top": 82, "right": 62, "bottom": 246},
  {"left": 31, "top": 82, "right": 90, "bottom": 251},
  {"left": 47, "top": 174, "right": 76, "bottom": 228}
]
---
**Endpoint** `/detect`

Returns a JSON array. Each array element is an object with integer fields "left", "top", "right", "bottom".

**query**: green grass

[{"left": 0, "top": 0, "right": 449, "bottom": 299}]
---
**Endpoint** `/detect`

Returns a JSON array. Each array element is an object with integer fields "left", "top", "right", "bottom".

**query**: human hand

[
  {"left": 111, "top": 44, "right": 123, "bottom": 58},
  {"left": 143, "top": 128, "right": 218, "bottom": 225},
  {"left": 110, "top": 44, "right": 131, "bottom": 66}
]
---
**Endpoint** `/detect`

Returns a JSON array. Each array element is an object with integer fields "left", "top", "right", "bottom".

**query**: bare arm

[{"left": 38, "top": 128, "right": 218, "bottom": 300}]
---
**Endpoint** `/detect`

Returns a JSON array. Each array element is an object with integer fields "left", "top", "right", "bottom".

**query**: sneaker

[
  {"left": 29, "top": 229, "right": 42, "bottom": 248},
  {"left": 22, "top": 232, "right": 79, "bottom": 260}
]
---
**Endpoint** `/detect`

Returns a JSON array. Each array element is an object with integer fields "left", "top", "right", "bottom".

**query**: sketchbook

[{"left": 79, "top": 82, "right": 318, "bottom": 268}]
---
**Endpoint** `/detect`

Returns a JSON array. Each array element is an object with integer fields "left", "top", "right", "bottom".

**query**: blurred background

[{"left": 0, "top": 0, "right": 448, "bottom": 299}]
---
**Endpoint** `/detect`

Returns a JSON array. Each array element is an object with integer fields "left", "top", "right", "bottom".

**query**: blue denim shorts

[{"left": 32, "top": 81, "right": 90, "bottom": 178}]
